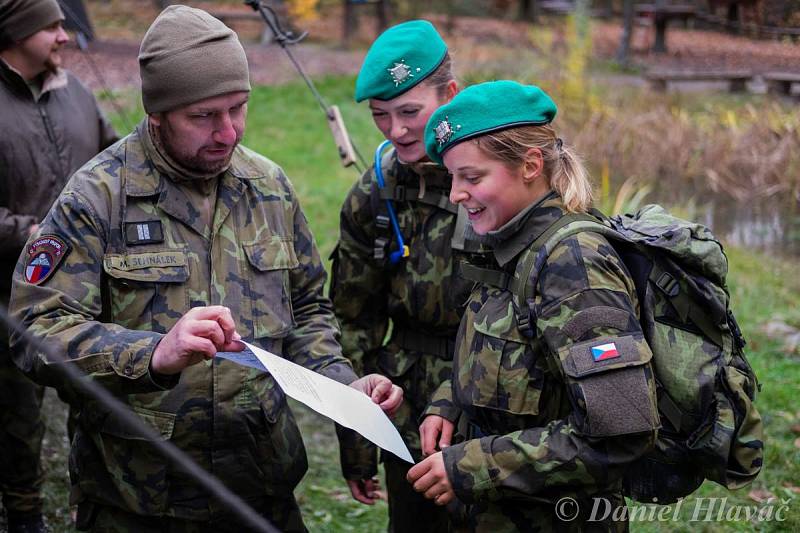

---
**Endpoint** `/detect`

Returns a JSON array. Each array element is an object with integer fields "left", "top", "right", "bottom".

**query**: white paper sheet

[{"left": 219, "top": 343, "right": 413, "bottom": 464}]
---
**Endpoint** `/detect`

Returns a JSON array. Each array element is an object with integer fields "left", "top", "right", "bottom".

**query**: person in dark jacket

[{"left": 0, "top": 0, "right": 118, "bottom": 530}]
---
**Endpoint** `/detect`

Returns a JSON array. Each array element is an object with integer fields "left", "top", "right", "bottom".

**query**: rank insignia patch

[
  {"left": 24, "top": 235, "right": 70, "bottom": 285},
  {"left": 387, "top": 60, "right": 414, "bottom": 86},
  {"left": 125, "top": 220, "right": 164, "bottom": 245},
  {"left": 591, "top": 342, "right": 620, "bottom": 362}
]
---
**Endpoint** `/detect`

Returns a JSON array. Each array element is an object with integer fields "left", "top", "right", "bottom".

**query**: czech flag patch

[
  {"left": 24, "top": 235, "right": 69, "bottom": 286},
  {"left": 591, "top": 342, "right": 620, "bottom": 362}
]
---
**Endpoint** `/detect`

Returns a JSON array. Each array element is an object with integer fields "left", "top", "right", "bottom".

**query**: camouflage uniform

[
  {"left": 428, "top": 194, "right": 660, "bottom": 532},
  {"left": 9, "top": 121, "right": 357, "bottom": 532},
  {"left": 331, "top": 149, "right": 477, "bottom": 531}
]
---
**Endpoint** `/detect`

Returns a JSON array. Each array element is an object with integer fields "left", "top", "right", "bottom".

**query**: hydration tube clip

[{"left": 374, "top": 140, "right": 409, "bottom": 264}]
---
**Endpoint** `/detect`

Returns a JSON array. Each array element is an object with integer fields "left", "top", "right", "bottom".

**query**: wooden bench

[
  {"left": 645, "top": 70, "right": 753, "bottom": 92},
  {"left": 635, "top": 3, "right": 697, "bottom": 53},
  {"left": 762, "top": 72, "right": 800, "bottom": 96}
]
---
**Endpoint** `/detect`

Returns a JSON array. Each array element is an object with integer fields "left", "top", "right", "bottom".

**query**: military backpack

[{"left": 507, "top": 204, "right": 763, "bottom": 504}]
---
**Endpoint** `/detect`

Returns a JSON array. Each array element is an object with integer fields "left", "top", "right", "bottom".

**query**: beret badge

[
  {"left": 388, "top": 60, "right": 414, "bottom": 86},
  {"left": 434, "top": 118, "right": 454, "bottom": 146}
]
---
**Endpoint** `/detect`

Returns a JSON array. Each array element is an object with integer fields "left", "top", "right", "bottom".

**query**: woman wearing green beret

[
  {"left": 407, "top": 81, "right": 660, "bottom": 531},
  {"left": 330, "top": 19, "right": 478, "bottom": 532}
]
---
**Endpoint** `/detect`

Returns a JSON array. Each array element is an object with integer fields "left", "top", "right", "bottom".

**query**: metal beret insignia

[
  {"left": 434, "top": 118, "right": 454, "bottom": 146},
  {"left": 388, "top": 60, "right": 414, "bottom": 86}
]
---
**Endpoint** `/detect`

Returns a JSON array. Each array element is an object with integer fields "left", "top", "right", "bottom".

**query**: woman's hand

[
  {"left": 349, "top": 374, "right": 403, "bottom": 416},
  {"left": 406, "top": 451, "right": 455, "bottom": 506},
  {"left": 419, "top": 415, "right": 454, "bottom": 457}
]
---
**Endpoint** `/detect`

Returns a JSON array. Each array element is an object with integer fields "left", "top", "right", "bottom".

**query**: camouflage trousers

[
  {"left": 0, "top": 349, "right": 44, "bottom": 515},
  {"left": 76, "top": 496, "right": 307, "bottom": 532}
]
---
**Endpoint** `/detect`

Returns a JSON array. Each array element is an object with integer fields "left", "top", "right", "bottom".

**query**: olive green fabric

[
  {"left": 354, "top": 20, "right": 447, "bottom": 102},
  {"left": 138, "top": 5, "right": 250, "bottom": 114},
  {"left": 424, "top": 80, "right": 557, "bottom": 165},
  {"left": 428, "top": 195, "right": 659, "bottom": 531},
  {"left": 512, "top": 205, "right": 764, "bottom": 504},
  {"left": 0, "top": 0, "right": 63, "bottom": 44},
  {"left": 8, "top": 120, "right": 357, "bottom": 525}
]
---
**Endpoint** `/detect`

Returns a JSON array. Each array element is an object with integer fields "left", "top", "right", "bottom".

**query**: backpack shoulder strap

[{"left": 511, "top": 212, "right": 620, "bottom": 337}]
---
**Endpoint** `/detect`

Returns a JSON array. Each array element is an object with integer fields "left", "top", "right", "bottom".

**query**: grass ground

[{"left": 26, "top": 76, "right": 800, "bottom": 531}]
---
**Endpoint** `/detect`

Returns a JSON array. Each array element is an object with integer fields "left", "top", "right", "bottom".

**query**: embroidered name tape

[{"left": 24, "top": 235, "right": 70, "bottom": 285}]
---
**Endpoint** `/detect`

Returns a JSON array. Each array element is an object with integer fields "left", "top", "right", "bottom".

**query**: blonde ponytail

[{"left": 476, "top": 125, "right": 593, "bottom": 212}]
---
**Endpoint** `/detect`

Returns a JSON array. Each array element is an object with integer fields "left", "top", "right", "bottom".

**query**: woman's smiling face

[
  {"left": 445, "top": 141, "right": 545, "bottom": 234},
  {"left": 369, "top": 81, "right": 454, "bottom": 163}
]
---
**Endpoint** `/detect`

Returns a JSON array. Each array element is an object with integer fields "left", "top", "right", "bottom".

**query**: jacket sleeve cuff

[
  {"left": 319, "top": 361, "right": 359, "bottom": 385},
  {"left": 442, "top": 438, "right": 501, "bottom": 504},
  {"left": 335, "top": 424, "right": 379, "bottom": 479},
  {"left": 110, "top": 332, "right": 179, "bottom": 393}
]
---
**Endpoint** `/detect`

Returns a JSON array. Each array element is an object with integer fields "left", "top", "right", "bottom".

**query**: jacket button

[{"left": 124, "top": 365, "right": 134, "bottom": 376}]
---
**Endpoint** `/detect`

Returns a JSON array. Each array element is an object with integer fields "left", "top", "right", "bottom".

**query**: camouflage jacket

[
  {"left": 434, "top": 195, "right": 660, "bottom": 532},
  {"left": 9, "top": 121, "right": 357, "bottom": 520},
  {"left": 331, "top": 149, "right": 477, "bottom": 472}
]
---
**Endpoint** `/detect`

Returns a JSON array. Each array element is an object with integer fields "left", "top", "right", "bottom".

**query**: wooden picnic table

[
  {"left": 645, "top": 69, "right": 753, "bottom": 92},
  {"left": 635, "top": 3, "right": 697, "bottom": 53},
  {"left": 762, "top": 72, "right": 800, "bottom": 97}
]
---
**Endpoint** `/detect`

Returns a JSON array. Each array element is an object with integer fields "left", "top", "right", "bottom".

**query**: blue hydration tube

[{"left": 374, "top": 140, "right": 409, "bottom": 264}]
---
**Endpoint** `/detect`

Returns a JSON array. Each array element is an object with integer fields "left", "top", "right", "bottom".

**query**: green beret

[
  {"left": 424, "top": 80, "right": 558, "bottom": 165},
  {"left": 355, "top": 20, "right": 447, "bottom": 102}
]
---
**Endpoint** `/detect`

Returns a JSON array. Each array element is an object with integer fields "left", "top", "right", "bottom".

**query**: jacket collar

[
  {"left": 487, "top": 190, "right": 566, "bottom": 267},
  {"left": 0, "top": 58, "right": 67, "bottom": 101},
  {"left": 123, "top": 121, "right": 248, "bottom": 238}
]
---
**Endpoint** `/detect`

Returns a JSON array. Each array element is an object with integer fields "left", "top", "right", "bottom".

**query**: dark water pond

[{"left": 651, "top": 192, "right": 800, "bottom": 258}]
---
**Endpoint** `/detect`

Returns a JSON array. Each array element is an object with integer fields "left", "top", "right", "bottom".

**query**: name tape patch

[{"left": 24, "top": 235, "right": 70, "bottom": 285}]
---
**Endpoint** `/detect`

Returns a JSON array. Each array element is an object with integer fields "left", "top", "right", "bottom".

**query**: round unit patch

[{"left": 24, "top": 235, "right": 70, "bottom": 285}]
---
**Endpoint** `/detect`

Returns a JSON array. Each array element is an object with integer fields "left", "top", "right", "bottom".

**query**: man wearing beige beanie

[
  {"left": 8, "top": 4, "right": 400, "bottom": 532},
  {"left": 0, "top": 0, "right": 118, "bottom": 531}
]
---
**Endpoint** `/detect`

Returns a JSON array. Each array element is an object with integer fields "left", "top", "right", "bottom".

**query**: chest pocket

[
  {"left": 461, "top": 288, "right": 543, "bottom": 416},
  {"left": 103, "top": 250, "right": 189, "bottom": 332},
  {"left": 243, "top": 236, "right": 298, "bottom": 339}
]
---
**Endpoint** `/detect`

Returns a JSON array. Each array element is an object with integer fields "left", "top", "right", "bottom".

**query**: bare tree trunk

[
  {"left": 518, "top": 0, "right": 538, "bottom": 22},
  {"left": 615, "top": 0, "right": 634, "bottom": 64}
]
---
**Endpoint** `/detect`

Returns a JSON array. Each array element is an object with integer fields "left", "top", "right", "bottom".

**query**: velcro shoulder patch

[
  {"left": 24, "top": 235, "right": 70, "bottom": 285},
  {"left": 125, "top": 220, "right": 164, "bottom": 245}
]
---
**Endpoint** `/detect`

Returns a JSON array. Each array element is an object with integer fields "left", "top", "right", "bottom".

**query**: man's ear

[
  {"left": 522, "top": 147, "right": 544, "bottom": 183},
  {"left": 148, "top": 113, "right": 161, "bottom": 128}
]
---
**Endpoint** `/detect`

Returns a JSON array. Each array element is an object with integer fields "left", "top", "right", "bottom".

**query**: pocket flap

[
  {"left": 562, "top": 334, "right": 651, "bottom": 379},
  {"left": 104, "top": 251, "right": 189, "bottom": 283},
  {"left": 243, "top": 236, "right": 299, "bottom": 271},
  {"left": 101, "top": 405, "right": 176, "bottom": 441},
  {"left": 472, "top": 299, "right": 528, "bottom": 343}
]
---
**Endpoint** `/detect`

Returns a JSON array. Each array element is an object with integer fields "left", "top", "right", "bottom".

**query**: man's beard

[
  {"left": 43, "top": 48, "right": 61, "bottom": 74},
  {"left": 159, "top": 121, "right": 239, "bottom": 175}
]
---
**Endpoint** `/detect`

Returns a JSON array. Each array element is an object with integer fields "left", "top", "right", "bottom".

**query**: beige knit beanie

[
  {"left": 138, "top": 5, "right": 251, "bottom": 114},
  {"left": 0, "top": 0, "right": 64, "bottom": 46}
]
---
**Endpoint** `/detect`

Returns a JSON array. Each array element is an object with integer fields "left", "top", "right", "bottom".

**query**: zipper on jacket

[{"left": 37, "top": 103, "right": 66, "bottom": 178}]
